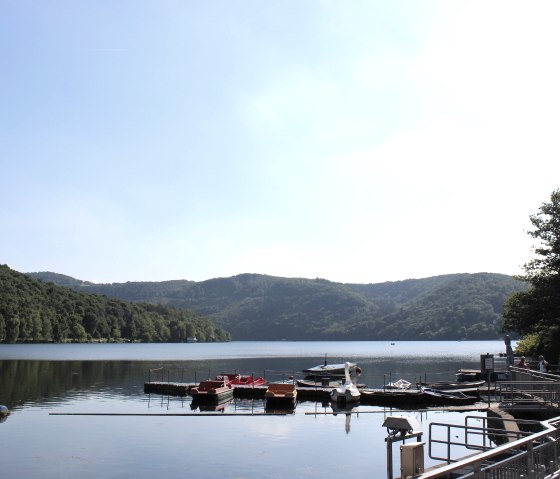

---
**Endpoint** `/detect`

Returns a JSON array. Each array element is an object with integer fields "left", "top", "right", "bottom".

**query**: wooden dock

[
  {"left": 144, "top": 381, "right": 334, "bottom": 401},
  {"left": 144, "top": 382, "right": 491, "bottom": 408}
]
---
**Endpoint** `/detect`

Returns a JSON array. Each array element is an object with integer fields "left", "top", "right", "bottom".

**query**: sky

[{"left": 2, "top": 1, "right": 560, "bottom": 285}]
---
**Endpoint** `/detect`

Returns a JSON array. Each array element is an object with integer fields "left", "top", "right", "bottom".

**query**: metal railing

[{"left": 418, "top": 416, "right": 560, "bottom": 478}]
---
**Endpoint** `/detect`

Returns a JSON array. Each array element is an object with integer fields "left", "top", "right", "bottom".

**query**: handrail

[
  {"left": 428, "top": 422, "right": 533, "bottom": 463},
  {"left": 419, "top": 415, "right": 560, "bottom": 478}
]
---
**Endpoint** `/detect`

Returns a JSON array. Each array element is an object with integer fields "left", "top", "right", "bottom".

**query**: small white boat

[
  {"left": 384, "top": 379, "right": 412, "bottom": 390},
  {"left": 330, "top": 362, "right": 361, "bottom": 406}
]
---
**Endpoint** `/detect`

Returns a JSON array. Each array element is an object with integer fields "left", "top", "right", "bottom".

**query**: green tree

[{"left": 502, "top": 189, "right": 560, "bottom": 363}]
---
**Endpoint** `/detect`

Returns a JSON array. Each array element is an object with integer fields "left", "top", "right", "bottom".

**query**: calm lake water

[{"left": 0, "top": 341, "right": 508, "bottom": 479}]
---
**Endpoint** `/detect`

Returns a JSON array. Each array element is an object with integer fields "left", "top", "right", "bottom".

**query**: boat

[
  {"left": 302, "top": 356, "right": 360, "bottom": 378},
  {"left": 297, "top": 378, "right": 342, "bottom": 388},
  {"left": 190, "top": 379, "right": 234, "bottom": 403},
  {"left": 360, "top": 386, "right": 479, "bottom": 408},
  {"left": 215, "top": 374, "right": 267, "bottom": 386},
  {"left": 264, "top": 383, "right": 297, "bottom": 409},
  {"left": 416, "top": 380, "right": 485, "bottom": 394},
  {"left": 455, "top": 369, "right": 481, "bottom": 382},
  {"left": 330, "top": 362, "right": 361, "bottom": 406},
  {"left": 360, "top": 388, "right": 426, "bottom": 407},
  {"left": 420, "top": 387, "right": 479, "bottom": 406},
  {"left": 384, "top": 379, "right": 412, "bottom": 390}
]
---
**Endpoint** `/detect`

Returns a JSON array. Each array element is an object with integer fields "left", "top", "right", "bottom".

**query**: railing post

[{"left": 527, "top": 441, "right": 535, "bottom": 478}]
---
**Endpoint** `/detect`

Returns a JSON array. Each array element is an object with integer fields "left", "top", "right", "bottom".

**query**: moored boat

[
  {"left": 384, "top": 379, "right": 412, "bottom": 390},
  {"left": 330, "top": 362, "right": 361, "bottom": 406},
  {"left": 360, "top": 388, "right": 425, "bottom": 407},
  {"left": 265, "top": 383, "right": 297, "bottom": 409},
  {"left": 215, "top": 374, "right": 267, "bottom": 386},
  {"left": 420, "top": 387, "right": 479, "bottom": 406},
  {"left": 302, "top": 357, "right": 359, "bottom": 378},
  {"left": 190, "top": 379, "right": 234, "bottom": 403},
  {"left": 416, "top": 380, "right": 485, "bottom": 395}
]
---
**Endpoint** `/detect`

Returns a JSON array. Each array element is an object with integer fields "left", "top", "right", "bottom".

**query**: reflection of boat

[
  {"left": 330, "top": 402, "right": 359, "bottom": 434},
  {"left": 190, "top": 379, "right": 234, "bottom": 403},
  {"left": 265, "top": 383, "right": 297, "bottom": 409},
  {"left": 302, "top": 357, "right": 359, "bottom": 378},
  {"left": 330, "top": 362, "right": 361, "bottom": 406},
  {"left": 191, "top": 398, "right": 230, "bottom": 412},
  {"left": 215, "top": 374, "right": 267, "bottom": 386}
]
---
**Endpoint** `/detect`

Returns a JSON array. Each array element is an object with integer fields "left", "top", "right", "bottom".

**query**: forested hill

[
  {"left": 0, "top": 265, "right": 230, "bottom": 343},
  {"left": 28, "top": 270, "right": 527, "bottom": 341}
]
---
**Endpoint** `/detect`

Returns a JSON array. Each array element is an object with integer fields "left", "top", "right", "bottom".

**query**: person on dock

[
  {"left": 538, "top": 355, "right": 549, "bottom": 373},
  {"left": 504, "top": 335, "right": 514, "bottom": 367},
  {"left": 517, "top": 357, "right": 529, "bottom": 369}
]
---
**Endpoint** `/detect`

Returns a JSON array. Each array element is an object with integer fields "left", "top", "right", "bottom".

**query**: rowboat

[
  {"left": 420, "top": 387, "right": 479, "bottom": 406},
  {"left": 360, "top": 387, "right": 479, "bottom": 408},
  {"left": 416, "top": 380, "right": 485, "bottom": 395}
]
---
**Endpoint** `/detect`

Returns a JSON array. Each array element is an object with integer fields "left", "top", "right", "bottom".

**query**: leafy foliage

[
  {"left": 29, "top": 270, "right": 526, "bottom": 341},
  {"left": 503, "top": 189, "right": 560, "bottom": 362},
  {"left": 0, "top": 265, "right": 230, "bottom": 343}
]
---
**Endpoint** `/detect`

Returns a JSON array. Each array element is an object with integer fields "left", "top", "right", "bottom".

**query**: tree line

[
  {"left": 0, "top": 265, "right": 230, "bottom": 343},
  {"left": 30, "top": 270, "right": 526, "bottom": 341}
]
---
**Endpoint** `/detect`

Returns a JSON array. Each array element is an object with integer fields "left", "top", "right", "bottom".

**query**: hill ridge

[{"left": 27, "top": 270, "right": 527, "bottom": 341}]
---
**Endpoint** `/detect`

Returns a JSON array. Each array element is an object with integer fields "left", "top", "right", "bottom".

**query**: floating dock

[
  {"left": 144, "top": 382, "right": 332, "bottom": 401},
  {"left": 144, "top": 381, "right": 489, "bottom": 408}
]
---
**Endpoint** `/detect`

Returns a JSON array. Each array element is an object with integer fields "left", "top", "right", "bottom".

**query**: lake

[{"left": 0, "top": 341, "right": 508, "bottom": 479}]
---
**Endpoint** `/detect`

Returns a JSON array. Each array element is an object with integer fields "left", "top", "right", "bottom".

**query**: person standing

[
  {"left": 538, "top": 355, "right": 549, "bottom": 373},
  {"left": 504, "top": 335, "right": 514, "bottom": 367}
]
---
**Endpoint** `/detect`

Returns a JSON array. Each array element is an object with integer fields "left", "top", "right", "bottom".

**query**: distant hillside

[
  {"left": 0, "top": 265, "right": 230, "bottom": 343},
  {"left": 28, "top": 271, "right": 528, "bottom": 341}
]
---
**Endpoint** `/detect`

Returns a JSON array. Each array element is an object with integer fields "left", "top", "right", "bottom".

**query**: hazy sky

[{"left": 2, "top": 1, "right": 560, "bottom": 284}]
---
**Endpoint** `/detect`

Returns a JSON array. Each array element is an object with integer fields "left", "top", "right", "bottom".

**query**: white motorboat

[
  {"left": 330, "top": 362, "right": 361, "bottom": 405},
  {"left": 302, "top": 356, "right": 359, "bottom": 378}
]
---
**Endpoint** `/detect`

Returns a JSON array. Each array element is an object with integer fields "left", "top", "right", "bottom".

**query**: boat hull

[
  {"left": 302, "top": 362, "right": 358, "bottom": 378},
  {"left": 190, "top": 380, "right": 234, "bottom": 404}
]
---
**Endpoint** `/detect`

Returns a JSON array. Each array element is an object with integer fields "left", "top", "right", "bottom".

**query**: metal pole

[{"left": 386, "top": 437, "right": 393, "bottom": 479}]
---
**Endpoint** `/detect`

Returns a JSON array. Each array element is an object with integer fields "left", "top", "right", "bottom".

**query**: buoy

[{"left": 0, "top": 405, "right": 9, "bottom": 417}]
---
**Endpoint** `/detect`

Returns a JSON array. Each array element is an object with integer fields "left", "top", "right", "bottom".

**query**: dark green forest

[
  {"left": 29, "top": 270, "right": 527, "bottom": 341},
  {"left": 0, "top": 265, "right": 230, "bottom": 343}
]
